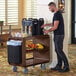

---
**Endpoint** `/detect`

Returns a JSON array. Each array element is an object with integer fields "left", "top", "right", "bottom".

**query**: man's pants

[{"left": 54, "top": 35, "right": 69, "bottom": 67}]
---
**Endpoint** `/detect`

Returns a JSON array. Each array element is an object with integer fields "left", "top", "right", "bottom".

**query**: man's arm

[
  {"left": 49, "top": 20, "right": 59, "bottom": 31},
  {"left": 41, "top": 23, "right": 53, "bottom": 28},
  {"left": 44, "top": 20, "right": 59, "bottom": 33}
]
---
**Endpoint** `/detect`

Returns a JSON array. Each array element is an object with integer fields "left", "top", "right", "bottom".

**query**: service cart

[{"left": 7, "top": 35, "right": 50, "bottom": 73}]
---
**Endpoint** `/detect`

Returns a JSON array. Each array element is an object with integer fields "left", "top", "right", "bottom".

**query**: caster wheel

[
  {"left": 1, "top": 43, "right": 3, "bottom": 46},
  {"left": 32, "top": 65, "right": 35, "bottom": 68},
  {"left": 40, "top": 64, "right": 46, "bottom": 70},
  {"left": 12, "top": 66, "right": 17, "bottom": 72},
  {"left": 23, "top": 68, "right": 28, "bottom": 74}
]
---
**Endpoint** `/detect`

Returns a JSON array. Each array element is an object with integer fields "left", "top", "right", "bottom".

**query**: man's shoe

[
  {"left": 51, "top": 66, "right": 62, "bottom": 71},
  {"left": 58, "top": 67, "right": 70, "bottom": 72}
]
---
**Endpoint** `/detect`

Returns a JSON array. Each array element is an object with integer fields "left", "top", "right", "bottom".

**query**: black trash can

[{"left": 7, "top": 45, "right": 22, "bottom": 64}]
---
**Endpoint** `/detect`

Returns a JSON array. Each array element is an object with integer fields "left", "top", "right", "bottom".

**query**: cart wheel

[
  {"left": 1, "top": 43, "right": 3, "bottom": 46},
  {"left": 32, "top": 65, "right": 35, "bottom": 68},
  {"left": 23, "top": 68, "right": 28, "bottom": 74},
  {"left": 40, "top": 64, "right": 46, "bottom": 70},
  {"left": 12, "top": 66, "right": 17, "bottom": 72}
]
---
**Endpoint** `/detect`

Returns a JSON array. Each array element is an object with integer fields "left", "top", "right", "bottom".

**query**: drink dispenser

[
  {"left": 32, "top": 19, "right": 39, "bottom": 36},
  {"left": 22, "top": 18, "right": 33, "bottom": 35},
  {"left": 38, "top": 18, "right": 44, "bottom": 35},
  {"left": 22, "top": 18, "right": 44, "bottom": 36},
  {"left": 22, "top": 18, "right": 27, "bottom": 33}
]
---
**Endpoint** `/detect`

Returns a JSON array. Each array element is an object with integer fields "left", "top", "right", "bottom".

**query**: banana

[{"left": 36, "top": 43, "right": 44, "bottom": 49}]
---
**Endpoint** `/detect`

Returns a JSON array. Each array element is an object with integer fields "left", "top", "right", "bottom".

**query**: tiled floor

[{"left": 0, "top": 45, "right": 76, "bottom": 76}]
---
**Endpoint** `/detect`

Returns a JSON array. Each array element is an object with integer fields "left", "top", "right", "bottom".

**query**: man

[{"left": 41, "top": 2, "right": 70, "bottom": 72}]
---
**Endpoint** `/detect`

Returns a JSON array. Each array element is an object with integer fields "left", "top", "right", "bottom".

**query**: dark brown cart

[{"left": 7, "top": 35, "right": 50, "bottom": 73}]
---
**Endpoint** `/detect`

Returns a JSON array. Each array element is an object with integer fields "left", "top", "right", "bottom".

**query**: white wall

[
  {"left": 37, "top": 0, "right": 54, "bottom": 23},
  {"left": 67, "top": 0, "right": 71, "bottom": 44}
]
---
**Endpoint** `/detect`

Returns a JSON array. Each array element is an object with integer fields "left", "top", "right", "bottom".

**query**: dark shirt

[{"left": 53, "top": 11, "right": 64, "bottom": 35}]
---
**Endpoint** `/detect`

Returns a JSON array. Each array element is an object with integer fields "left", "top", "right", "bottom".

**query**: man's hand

[
  {"left": 41, "top": 24, "right": 47, "bottom": 28},
  {"left": 43, "top": 30, "right": 50, "bottom": 34}
]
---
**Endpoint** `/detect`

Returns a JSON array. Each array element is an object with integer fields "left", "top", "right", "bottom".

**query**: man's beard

[{"left": 51, "top": 10, "right": 55, "bottom": 12}]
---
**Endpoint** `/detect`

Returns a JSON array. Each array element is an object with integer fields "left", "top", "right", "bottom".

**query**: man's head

[{"left": 48, "top": 2, "right": 56, "bottom": 12}]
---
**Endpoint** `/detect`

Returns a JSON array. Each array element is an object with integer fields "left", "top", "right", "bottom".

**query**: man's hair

[{"left": 48, "top": 2, "right": 56, "bottom": 7}]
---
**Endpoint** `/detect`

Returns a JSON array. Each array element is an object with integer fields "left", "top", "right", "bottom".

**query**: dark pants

[{"left": 54, "top": 35, "right": 69, "bottom": 67}]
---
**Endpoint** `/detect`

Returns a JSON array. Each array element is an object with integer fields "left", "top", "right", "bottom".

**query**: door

[{"left": 72, "top": 0, "right": 76, "bottom": 43}]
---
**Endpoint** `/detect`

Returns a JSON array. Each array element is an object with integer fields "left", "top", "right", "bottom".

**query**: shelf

[
  {"left": 25, "top": 58, "right": 49, "bottom": 66},
  {"left": 26, "top": 59, "right": 34, "bottom": 66},
  {"left": 25, "top": 52, "right": 34, "bottom": 59},
  {"left": 34, "top": 58, "right": 49, "bottom": 64}
]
